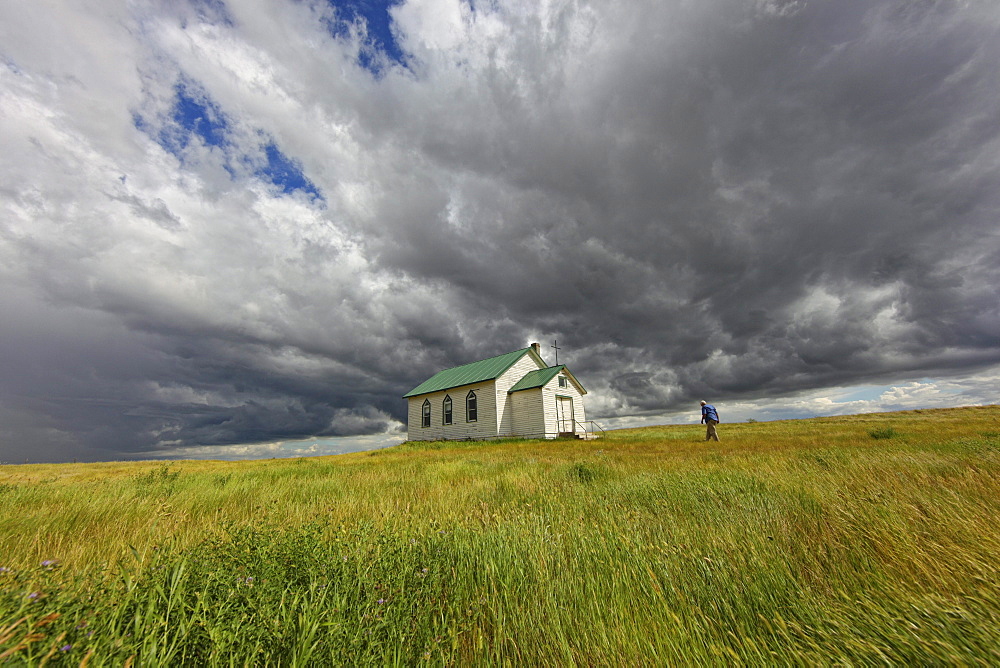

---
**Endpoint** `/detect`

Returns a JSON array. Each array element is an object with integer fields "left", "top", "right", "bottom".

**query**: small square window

[{"left": 558, "top": 376, "right": 567, "bottom": 388}]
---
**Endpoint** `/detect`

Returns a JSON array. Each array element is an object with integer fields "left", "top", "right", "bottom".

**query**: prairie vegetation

[{"left": 1, "top": 406, "right": 998, "bottom": 664}]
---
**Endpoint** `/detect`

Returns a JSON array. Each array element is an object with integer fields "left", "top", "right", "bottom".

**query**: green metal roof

[
  {"left": 403, "top": 348, "right": 532, "bottom": 398},
  {"left": 508, "top": 365, "right": 565, "bottom": 393}
]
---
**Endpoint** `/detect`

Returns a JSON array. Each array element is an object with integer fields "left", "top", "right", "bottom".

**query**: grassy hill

[{"left": 2, "top": 406, "right": 999, "bottom": 664}]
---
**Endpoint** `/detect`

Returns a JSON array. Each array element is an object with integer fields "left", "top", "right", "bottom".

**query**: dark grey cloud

[
  {"left": 1, "top": 0, "right": 998, "bottom": 462},
  {"left": 373, "top": 0, "right": 1000, "bottom": 386}
]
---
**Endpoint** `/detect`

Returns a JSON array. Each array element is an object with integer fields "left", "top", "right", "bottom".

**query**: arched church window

[
  {"left": 466, "top": 391, "right": 478, "bottom": 422},
  {"left": 443, "top": 395, "right": 453, "bottom": 425}
]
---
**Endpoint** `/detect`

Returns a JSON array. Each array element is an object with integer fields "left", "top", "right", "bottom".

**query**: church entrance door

[{"left": 556, "top": 396, "right": 575, "bottom": 435}]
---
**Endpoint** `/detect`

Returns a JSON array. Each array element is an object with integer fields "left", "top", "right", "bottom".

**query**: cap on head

[{"left": 700, "top": 400, "right": 707, "bottom": 405}]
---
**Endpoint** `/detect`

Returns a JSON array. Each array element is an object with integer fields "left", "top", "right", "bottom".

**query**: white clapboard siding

[
  {"left": 510, "top": 388, "right": 546, "bottom": 437},
  {"left": 495, "top": 354, "right": 546, "bottom": 435},
  {"left": 406, "top": 383, "right": 497, "bottom": 441},
  {"left": 541, "top": 372, "right": 587, "bottom": 436}
]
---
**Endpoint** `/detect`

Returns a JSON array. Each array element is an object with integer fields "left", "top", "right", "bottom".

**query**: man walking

[{"left": 700, "top": 400, "right": 720, "bottom": 441}]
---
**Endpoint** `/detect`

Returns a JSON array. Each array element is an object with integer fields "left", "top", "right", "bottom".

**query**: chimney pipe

[{"left": 530, "top": 342, "right": 541, "bottom": 359}]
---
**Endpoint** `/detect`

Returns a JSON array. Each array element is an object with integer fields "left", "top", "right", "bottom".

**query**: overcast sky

[{"left": 1, "top": 0, "right": 998, "bottom": 463}]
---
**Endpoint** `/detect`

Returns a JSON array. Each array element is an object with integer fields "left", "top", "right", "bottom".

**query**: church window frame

[
  {"left": 443, "top": 395, "right": 453, "bottom": 425},
  {"left": 421, "top": 399, "right": 431, "bottom": 428},
  {"left": 466, "top": 390, "right": 478, "bottom": 422}
]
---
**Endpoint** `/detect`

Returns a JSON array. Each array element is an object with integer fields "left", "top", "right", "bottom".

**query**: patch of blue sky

[
  {"left": 833, "top": 385, "right": 890, "bottom": 402},
  {"left": 132, "top": 83, "right": 230, "bottom": 166},
  {"left": 919, "top": 377, "right": 961, "bottom": 393},
  {"left": 835, "top": 378, "right": 964, "bottom": 403},
  {"left": 148, "top": 432, "right": 405, "bottom": 460},
  {"left": 260, "top": 142, "right": 322, "bottom": 199},
  {"left": 321, "top": 0, "right": 407, "bottom": 76},
  {"left": 135, "top": 83, "right": 322, "bottom": 201},
  {"left": 172, "top": 84, "right": 228, "bottom": 150}
]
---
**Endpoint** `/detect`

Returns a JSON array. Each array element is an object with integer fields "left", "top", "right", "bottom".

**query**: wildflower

[
  {"left": 28, "top": 592, "right": 40, "bottom": 600},
  {"left": 377, "top": 598, "right": 385, "bottom": 604},
  {"left": 41, "top": 560, "right": 58, "bottom": 568},
  {"left": 60, "top": 645, "right": 72, "bottom": 652},
  {"left": 0, "top": 566, "right": 10, "bottom": 574}
]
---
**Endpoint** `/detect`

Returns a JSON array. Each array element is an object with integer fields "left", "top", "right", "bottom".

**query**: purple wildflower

[
  {"left": 60, "top": 645, "right": 72, "bottom": 652},
  {"left": 377, "top": 598, "right": 386, "bottom": 604},
  {"left": 41, "top": 560, "right": 56, "bottom": 567},
  {"left": 28, "top": 592, "right": 40, "bottom": 600}
]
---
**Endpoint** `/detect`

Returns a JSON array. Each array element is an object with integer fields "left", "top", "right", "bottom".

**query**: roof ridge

[
  {"left": 402, "top": 347, "right": 533, "bottom": 398},
  {"left": 508, "top": 364, "right": 563, "bottom": 394},
  {"left": 448, "top": 347, "right": 530, "bottom": 370}
]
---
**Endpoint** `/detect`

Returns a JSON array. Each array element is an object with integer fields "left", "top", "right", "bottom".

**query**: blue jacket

[{"left": 701, "top": 404, "right": 719, "bottom": 422}]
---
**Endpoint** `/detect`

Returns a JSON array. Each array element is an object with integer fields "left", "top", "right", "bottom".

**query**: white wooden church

[{"left": 403, "top": 343, "right": 594, "bottom": 441}]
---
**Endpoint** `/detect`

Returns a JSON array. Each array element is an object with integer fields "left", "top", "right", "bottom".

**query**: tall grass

[{"left": 1, "top": 406, "right": 999, "bottom": 664}]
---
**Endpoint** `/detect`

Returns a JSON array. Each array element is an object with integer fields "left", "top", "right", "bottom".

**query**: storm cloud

[{"left": 1, "top": 0, "right": 998, "bottom": 462}]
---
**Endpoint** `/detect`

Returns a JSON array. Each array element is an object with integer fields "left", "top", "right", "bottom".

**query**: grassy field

[{"left": 1, "top": 405, "right": 998, "bottom": 665}]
